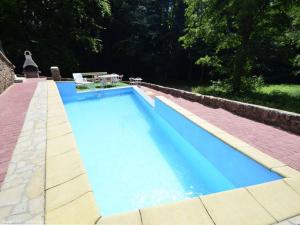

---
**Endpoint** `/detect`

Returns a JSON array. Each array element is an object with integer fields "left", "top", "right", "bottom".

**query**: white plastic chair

[{"left": 73, "top": 73, "right": 93, "bottom": 86}]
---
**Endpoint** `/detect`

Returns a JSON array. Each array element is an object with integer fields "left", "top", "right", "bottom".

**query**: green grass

[
  {"left": 259, "top": 84, "right": 300, "bottom": 97},
  {"left": 192, "top": 84, "right": 300, "bottom": 114},
  {"left": 76, "top": 82, "right": 128, "bottom": 91}
]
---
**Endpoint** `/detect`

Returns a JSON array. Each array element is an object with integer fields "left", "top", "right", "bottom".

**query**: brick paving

[
  {"left": 0, "top": 79, "right": 44, "bottom": 185},
  {"left": 0, "top": 81, "right": 47, "bottom": 223},
  {"left": 141, "top": 86, "right": 300, "bottom": 171}
]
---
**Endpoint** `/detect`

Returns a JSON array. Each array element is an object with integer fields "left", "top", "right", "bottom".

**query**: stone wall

[
  {"left": 141, "top": 82, "right": 300, "bottom": 135},
  {"left": 0, "top": 51, "right": 15, "bottom": 94}
]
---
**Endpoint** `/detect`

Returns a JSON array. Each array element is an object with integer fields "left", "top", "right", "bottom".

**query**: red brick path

[
  {"left": 141, "top": 86, "right": 300, "bottom": 171},
  {"left": 0, "top": 79, "right": 43, "bottom": 185}
]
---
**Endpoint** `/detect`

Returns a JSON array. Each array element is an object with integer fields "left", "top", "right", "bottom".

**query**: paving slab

[
  {"left": 46, "top": 133, "right": 78, "bottom": 157},
  {"left": 141, "top": 198, "right": 214, "bottom": 225},
  {"left": 46, "top": 149, "right": 85, "bottom": 189},
  {"left": 272, "top": 166, "right": 300, "bottom": 178},
  {"left": 247, "top": 180, "right": 300, "bottom": 222},
  {"left": 284, "top": 178, "right": 300, "bottom": 195},
  {"left": 97, "top": 211, "right": 142, "bottom": 225},
  {"left": 0, "top": 81, "right": 47, "bottom": 223},
  {"left": 46, "top": 173, "right": 92, "bottom": 211},
  {"left": 201, "top": 188, "right": 276, "bottom": 225},
  {"left": 0, "top": 79, "right": 43, "bottom": 185},
  {"left": 45, "top": 81, "right": 100, "bottom": 225},
  {"left": 45, "top": 192, "right": 99, "bottom": 224},
  {"left": 47, "top": 121, "right": 72, "bottom": 139}
]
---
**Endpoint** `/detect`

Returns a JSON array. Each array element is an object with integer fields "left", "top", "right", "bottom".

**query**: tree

[
  {"left": 101, "top": 0, "right": 188, "bottom": 82},
  {"left": 0, "top": 0, "right": 111, "bottom": 75},
  {"left": 181, "top": 0, "right": 300, "bottom": 93}
]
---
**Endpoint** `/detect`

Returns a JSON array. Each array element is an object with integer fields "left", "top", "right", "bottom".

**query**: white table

[
  {"left": 97, "top": 74, "right": 120, "bottom": 84},
  {"left": 130, "top": 78, "right": 142, "bottom": 85}
]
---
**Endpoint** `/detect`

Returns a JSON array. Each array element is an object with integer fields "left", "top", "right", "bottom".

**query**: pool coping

[
  {"left": 46, "top": 81, "right": 100, "bottom": 224},
  {"left": 46, "top": 81, "right": 300, "bottom": 225}
]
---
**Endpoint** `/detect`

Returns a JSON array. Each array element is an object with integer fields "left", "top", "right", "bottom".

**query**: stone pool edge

[
  {"left": 45, "top": 81, "right": 100, "bottom": 224},
  {"left": 46, "top": 81, "right": 300, "bottom": 225}
]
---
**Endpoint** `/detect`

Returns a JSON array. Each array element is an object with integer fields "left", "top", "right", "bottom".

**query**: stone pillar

[{"left": 50, "top": 66, "right": 61, "bottom": 81}]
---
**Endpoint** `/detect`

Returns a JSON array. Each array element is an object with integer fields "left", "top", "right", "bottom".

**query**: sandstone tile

[
  {"left": 45, "top": 192, "right": 99, "bottom": 224},
  {"left": 47, "top": 115, "right": 69, "bottom": 127},
  {"left": 141, "top": 198, "right": 214, "bottom": 225},
  {"left": 46, "top": 150, "right": 85, "bottom": 189},
  {"left": 47, "top": 133, "right": 77, "bottom": 158},
  {"left": 48, "top": 97, "right": 63, "bottom": 105},
  {"left": 284, "top": 177, "right": 300, "bottom": 195},
  {"left": 48, "top": 108, "right": 65, "bottom": 118},
  {"left": 247, "top": 180, "right": 300, "bottom": 221},
  {"left": 46, "top": 174, "right": 92, "bottom": 211},
  {"left": 211, "top": 131, "right": 250, "bottom": 149},
  {"left": 188, "top": 115, "right": 213, "bottom": 128},
  {"left": 98, "top": 211, "right": 141, "bottom": 225},
  {"left": 47, "top": 122, "right": 72, "bottom": 139},
  {"left": 272, "top": 166, "right": 300, "bottom": 178},
  {"left": 201, "top": 188, "right": 276, "bottom": 225},
  {"left": 156, "top": 96, "right": 193, "bottom": 116}
]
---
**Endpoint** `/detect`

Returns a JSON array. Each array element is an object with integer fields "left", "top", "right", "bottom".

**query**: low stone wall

[
  {"left": 141, "top": 82, "right": 300, "bottom": 135},
  {"left": 0, "top": 51, "right": 15, "bottom": 94}
]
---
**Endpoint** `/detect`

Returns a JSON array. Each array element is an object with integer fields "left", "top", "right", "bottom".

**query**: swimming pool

[{"left": 57, "top": 83, "right": 282, "bottom": 216}]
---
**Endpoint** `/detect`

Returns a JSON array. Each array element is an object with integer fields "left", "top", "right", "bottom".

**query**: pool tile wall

[{"left": 155, "top": 96, "right": 286, "bottom": 173}]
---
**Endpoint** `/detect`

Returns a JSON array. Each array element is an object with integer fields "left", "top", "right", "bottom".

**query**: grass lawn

[
  {"left": 76, "top": 82, "right": 128, "bottom": 91},
  {"left": 192, "top": 84, "right": 300, "bottom": 114},
  {"left": 259, "top": 84, "right": 300, "bottom": 97}
]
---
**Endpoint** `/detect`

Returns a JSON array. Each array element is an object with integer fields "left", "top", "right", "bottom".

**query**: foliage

[
  {"left": 0, "top": 0, "right": 111, "bottom": 75},
  {"left": 99, "top": 0, "right": 188, "bottom": 82},
  {"left": 181, "top": 0, "right": 300, "bottom": 92},
  {"left": 0, "top": 0, "right": 299, "bottom": 90}
]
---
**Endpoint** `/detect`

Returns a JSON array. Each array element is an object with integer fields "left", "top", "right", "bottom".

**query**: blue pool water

[{"left": 57, "top": 82, "right": 281, "bottom": 216}]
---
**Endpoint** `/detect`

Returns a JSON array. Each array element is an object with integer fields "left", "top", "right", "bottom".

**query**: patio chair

[
  {"left": 73, "top": 73, "right": 93, "bottom": 86},
  {"left": 112, "top": 74, "right": 119, "bottom": 84},
  {"left": 129, "top": 77, "right": 135, "bottom": 85},
  {"left": 118, "top": 75, "right": 124, "bottom": 82}
]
